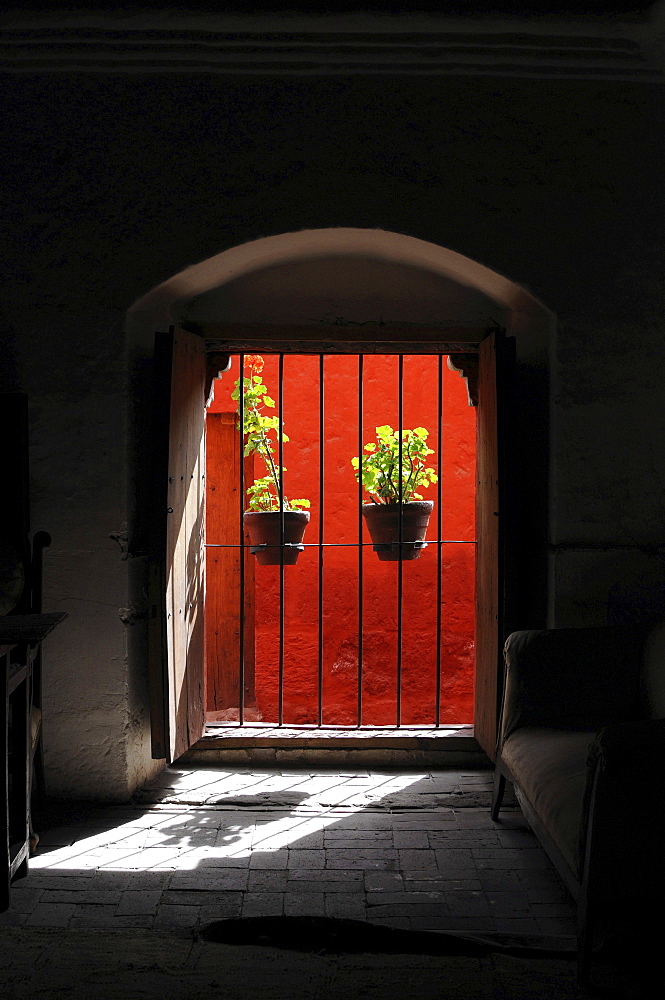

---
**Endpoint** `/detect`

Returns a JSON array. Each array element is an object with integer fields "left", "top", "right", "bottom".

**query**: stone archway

[
  {"left": 127, "top": 228, "right": 554, "bottom": 762},
  {"left": 128, "top": 227, "right": 550, "bottom": 333}
]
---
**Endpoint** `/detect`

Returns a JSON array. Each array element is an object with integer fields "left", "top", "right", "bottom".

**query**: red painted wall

[{"left": 208, "top": 353, "right": 476, "bottom": 725}]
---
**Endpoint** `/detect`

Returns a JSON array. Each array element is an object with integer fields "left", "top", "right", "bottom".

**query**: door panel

[
  {"left": 148, "top": 327, "right": 206, "bottom": 761},
  {"left": 474, "top": 329, "right": 515, "bottom": 759}
]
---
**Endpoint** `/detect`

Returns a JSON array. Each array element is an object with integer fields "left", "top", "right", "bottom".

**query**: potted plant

[
  {"left": 232, "top": 355, "right": 310, "bottom": 565},
  {"left": 351, "top": 425, "right": 437, "bottom": 561}
]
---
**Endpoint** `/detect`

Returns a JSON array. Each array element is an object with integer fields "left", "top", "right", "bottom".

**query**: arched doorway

[{"left": 127, "top": 228, "right": 554, "bottom": 764}]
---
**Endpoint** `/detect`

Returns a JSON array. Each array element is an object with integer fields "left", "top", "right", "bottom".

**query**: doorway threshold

[{"left": 180, "top": 724, "right": 489, "bottom": 769}]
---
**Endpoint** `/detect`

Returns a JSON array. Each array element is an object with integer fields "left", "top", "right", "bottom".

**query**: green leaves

[
  {"left": 351, "top": 425, "right": 437, "bottom": 504},
  {"left": 234, "top": 357, "right": 309, "bottom": 513}
]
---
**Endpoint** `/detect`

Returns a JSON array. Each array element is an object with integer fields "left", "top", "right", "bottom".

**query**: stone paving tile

[
  {"left": 403, "top": 868, "right": 468, "bottom": 882},
  {"left": 324, "top": 894, "right": 367, "bottom": 919},
  {"left": 67, "top": 905, "right": 120, "bottom": 928},
  {"left": 404, "top": 878, "right": 482, "bottom": 892},
  {"left": 288, "top": 878, "right": 362, "bottom": 894},
  {"left": 170, "top": 869, "right": 249, "bottom": 891},
  {"left": 324, "top": 829, "right": 393, "bottom": 842},
  {"left": 248, "top": 870, "right": 290, "bottom": 892},
  {"left": 107, "top": 914, "right": 160, "bottom": 929},
  {"left": 199, "top": 896, "right": 244, "bottom": 921},
  {"left": 153, "top": 905, "right": 198, "bottom": 928},
  {"left": 364, "top": 872, "right": 404, "bottom": 891},
  {"left": 367, "top": 891, "right": 448, "bottom": 909},
  {"left": 486, "top": 891, "right": 535, "bottom": 918},
  {"left": 40, "top": 889, "right": 123, "bottom": 906},
  {"left": 19, "top": 874, "right": 96, "bottom": 890},
  {"left": 477, "top": 870, "right": 524, "bottom": 891},
  {"left": 321, "top": 837, "right": 391, "bottom": 852},
  {"left": 329, "top": 814, "right": 394, "bottom": 830},
  {"left": 2, "top": 887, "right": 44, "bottom": 912},
  {"left": 453, "top": 810, "right": 500, "bottom": 828},
  {"left": 196, "top": 855, "right": 251, "bottom": 869},
  {"left": 24, "top": 903, "right": 76, "bottom": 927},
  {"left": 429, "top": 832, "right": 499, "bottom": 848},
  {"left": 391, "top": 812, "right": 457, "bottom": 828},
  {"left": 473, "top": 850, "right": 550, "bottom": 871},
  {"left": 289, "top": 869, "right": 364, "bottom": 883},
  {"left": 495, "top": 829, "right": 538, "bottom": 847},
  {"left": 249, "top": 850, "right": 290, "bottom": 870},
  {"left": 285, "top": 831, "right": 325, "bottom": 849},
  {"left": 434, "top": 846, "right": 473, "bottom": 861},
  {"left": 399, "top": 849, "right": 439, "bottom": 870},
  {"left": 89, "top": 870, "right": 173, "bottom": 891},
  {"left": 18, "top": 773, "right": 578, "bottom": 940},
  {"left": 242, "top": 893, "right": 284, "bottom": 917},
  {"left": 160, "top": 889, "right": 211, "bottom": 906},
  {"left": 287, "top": 849, "right": 323, "bottom": 869},
  {"left": 89, "top": 848, "right": 151, "bottom": 869},
  {"left": 444, "top": 891, "right": 492, "bottom": 917},
  {"left": 110, "top": 847, "right": 184, "bottom": 869},
  {"left": 516, "top": 868, "right": 567, "bottom": 890},
  {"left": 438, "top": 860, "right": 489, "bottom": 879},
  {"left": 115, "top": 890, "right": 163, "bottom": 915},
  {"left": 36, "top": 827, "right": 81, "bottom": 847},
  {"left": 284, "top": 893, "right": 326, "bottom": 916},
  {"left": 393, "top": 831, "right": 430, "bottom": 849},
  {"left": 181, "top": 890, "right": 242, "bottom": 913},
  {"left": 325, "top": 850, "right": 399, "bottom": 871}
]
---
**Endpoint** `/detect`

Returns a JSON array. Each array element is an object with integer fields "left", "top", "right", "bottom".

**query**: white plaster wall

[{"left": 20, "top": 381, "right": 141, "bottom": 799}]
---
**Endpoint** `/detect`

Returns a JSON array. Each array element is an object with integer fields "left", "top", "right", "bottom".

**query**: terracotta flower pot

[
  {"left": 243, "top": 510, "right": 310, "bottom": 566},
  {"left": 362, "top": 500, "right": 433, "bottom": 561}
]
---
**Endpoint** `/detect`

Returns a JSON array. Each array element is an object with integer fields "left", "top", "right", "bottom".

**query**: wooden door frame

[
  {"left": 150, "top": 323, "right": 514, "bottom": 761},
  {"left": 148, "top": 326, "right": 207, "bottom": 762}
]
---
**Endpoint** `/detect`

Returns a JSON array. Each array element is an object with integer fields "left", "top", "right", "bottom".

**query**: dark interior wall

[
  {"left": 1, "top": 69, "right": 663, "bottom": 796},
  {"left": 7, "top": 73, "right": 662, "bottom": 314}
]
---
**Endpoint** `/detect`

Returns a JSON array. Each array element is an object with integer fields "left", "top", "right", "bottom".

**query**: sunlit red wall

[{"left": 208, "top": 353, "right": 476, "bottom": 725}]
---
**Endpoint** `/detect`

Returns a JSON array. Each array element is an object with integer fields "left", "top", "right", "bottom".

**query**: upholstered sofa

[{"left": 491, "top": 621, "right": 665, "bottom": 984}]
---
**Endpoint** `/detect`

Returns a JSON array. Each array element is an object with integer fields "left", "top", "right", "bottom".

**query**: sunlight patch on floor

[{"left": 31, "top": 770, "right": 426, "bottom": 872}]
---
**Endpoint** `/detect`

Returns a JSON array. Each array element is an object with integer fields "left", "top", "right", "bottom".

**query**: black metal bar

[
  {"left": 318, "top": 353, "right": 325, "bottom": 727},
  {"left": 238, "top": 352, "right": 246, "bottom": 727},
  {"left": 278, "top": 352, "right": 285, "bottom": 726},
  {"left": 207, "top": 541, "right": 476, "bottom": 548},
  {"left": 396, "top": 353, "right": 404, "bottom": 727},
  {"left": 357, "top": 353, "right": 364, "bottom": 728},
  {"left": 435, "top": 354, "right": 443, "bottom": 727},
  {"left": 216, "top": 348, "right": 476, "bottom": 732}
]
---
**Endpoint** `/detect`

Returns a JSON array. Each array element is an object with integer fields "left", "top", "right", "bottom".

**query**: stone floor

[{"left": 2, "top": 766, "right": 577, "bottom": 942}]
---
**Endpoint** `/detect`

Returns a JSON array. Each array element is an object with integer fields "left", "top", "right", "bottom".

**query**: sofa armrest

[
  {"left": 500, "top": 624, "right": 649, "bottom": 744},
  {"left": 587, "top": 716, "right": 665, "bottom": 772},
  {"left": 578, "top": 718, "right": 665, "bottom": 897}
]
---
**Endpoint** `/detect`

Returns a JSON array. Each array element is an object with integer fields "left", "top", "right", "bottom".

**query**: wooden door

[
  {"left": 148, "top": 327, "right": 206, "bottom": 761},
  {"left": 474, "top": 329, "right": 516, "bottom": 759}
]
